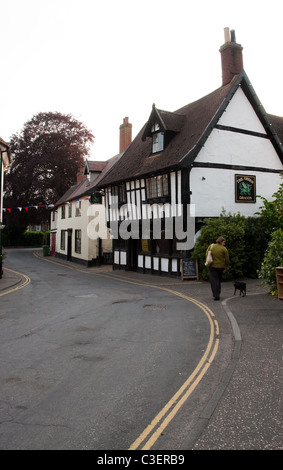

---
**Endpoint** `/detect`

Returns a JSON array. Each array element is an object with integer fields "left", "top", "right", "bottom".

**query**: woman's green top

[{"left": 206, "top": 243, "right": 229, "bottom": 269}]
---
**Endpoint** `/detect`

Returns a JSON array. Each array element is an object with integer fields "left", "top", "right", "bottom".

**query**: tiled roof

[
  {"left": 98, "top": 73, "right": 283, "bottom": 187},
  {"left": 142, "top": 106, "right": 185, "bottom": 140},
  {"left": 82, "top": 153, "right": 123, "bottom": 196},
  {"left": 55, "top": 154, "right": 123, "bottom": 205},
  {"left": 98, "top": 77, "right": 239, "bottom": 186},
  {"left": 87, "top": 161, "right": 107, "bottom": 172},
  {"left": 55, "top": 179, "right": 87, "bottom": 205},
  {"left": 268, "top": 114, "right": 283, "bottom": 146}
]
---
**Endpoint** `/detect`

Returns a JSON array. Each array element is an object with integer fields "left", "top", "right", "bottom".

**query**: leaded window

[{"left": 146, "top": 174, "right": 169, "bottom": 199}]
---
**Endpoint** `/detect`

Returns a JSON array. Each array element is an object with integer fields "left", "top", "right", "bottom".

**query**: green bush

[
  {"left": 191, "top": 211, "right": 246, "bottom": 280},
  {"left": 44, "top": 230, "right": 50, "bottom": 245},
  {"left": 256, "top": 182, "right": 283, "bottom": 230},
  {"left": 242, "top": 217, "right": 272, "bottom": 278},
  {"left": 258, "top": 229, "right": 283, "bottom": 295},
  {"left": 23, "top": 231, "right": 45, "bottom": 246},
  {"left": 2, "top": 226, "right": 26, "bottom": 246},
  {"left": 2, "top": 228, "right": 50, "bottom": 247}
]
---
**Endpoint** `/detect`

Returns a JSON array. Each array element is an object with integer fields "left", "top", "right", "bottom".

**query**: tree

[
  {"left": 258, "top": 229, "right": 283, "bottom": 294},
  {"left": 258, "top": 177, "right": 283, "bottom": 294},
  {"left": 4, "top": 112, "right": 94, "bottom": 229}
]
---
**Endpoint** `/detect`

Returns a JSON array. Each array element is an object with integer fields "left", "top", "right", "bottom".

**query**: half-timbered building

[{"left": 97, "top": 29, "right": 283, "bottom": 277}]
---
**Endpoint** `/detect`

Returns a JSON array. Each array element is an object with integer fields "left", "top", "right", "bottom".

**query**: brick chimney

[
  {"left": 76, "top": 165, "right": 86, "bottom": 183},
  {"left": 119, "top": 117, "right": 132, "bottom": 153},
  {"left": 220, "top": 28, "right": 243, "bottom": 86}
]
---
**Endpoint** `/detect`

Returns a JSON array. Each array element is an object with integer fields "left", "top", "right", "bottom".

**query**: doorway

[
  {"left": 51, "top": 233, "right": 56, "bottom": 257},
  {"left": 127, "top": 238, "right": 138, "bottom": 271},
  {"left": 67, "top": 229, "right": 72, "bottom": 261}
]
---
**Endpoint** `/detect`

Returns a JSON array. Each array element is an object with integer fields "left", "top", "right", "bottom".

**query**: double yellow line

[
  {"left": 8, "top": 255, "right": 219, "bottom": 449},
  {"left": 0, "top": 268, "right": 31, "bottom": 297},
  {"left": 128, "top": 286, "right": 219, "bottom": 450},
  {"left": 73, "top": 271, "right": 219, "bottom": 450}
]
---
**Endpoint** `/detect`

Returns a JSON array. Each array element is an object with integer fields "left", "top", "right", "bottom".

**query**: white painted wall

[
  {"left": 196, "top": 128, "right": 281, "bottom": 169},
  {"left": 53, "top": 198, "right": 111, "bottom": 262},
  {"left": 218, "top": 87, "right": 267, "bottom": 133},
  {"left": 191, "top": 87, "right": 283, "bottom": 217},
  {"left": 190, "top": 167, "right": 282, "bottom": 217}
]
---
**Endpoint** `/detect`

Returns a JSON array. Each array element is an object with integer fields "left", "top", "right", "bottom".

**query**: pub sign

[{"left": 235, "top": 174, "right": 256, "bottom": 203}]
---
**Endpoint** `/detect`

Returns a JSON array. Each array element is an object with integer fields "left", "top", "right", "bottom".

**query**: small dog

[{"left": 234, "top": 281, "right": 246, "bottom": 297}]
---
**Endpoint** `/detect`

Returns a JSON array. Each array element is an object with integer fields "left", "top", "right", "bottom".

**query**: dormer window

[
  {"left": 142, "top": 104, "right": 184, "bottom": 154},
  {"left": 152, "top": 132, "right": 164, "bottom": 153},
  {"left": 151, "top": 122, "right": 160, "bottom": 132}
]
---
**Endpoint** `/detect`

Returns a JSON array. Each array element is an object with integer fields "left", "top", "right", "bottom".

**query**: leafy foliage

[
  {"left": 192, "top": 180, "right": 283, "bottom": 284},
  {"left": 191, "top": 211, "right": 246, "bottom": 280},
  {"left": 274, "top": 182, "right": 283, "bottom": 219},
  {"left": 257, "top": 177, "right": 283, "bottom": 294},
  {"left": 258, "top": 229, "right": 283, "bottom": 294},
  {"left": 255, "top": 193, "right": 283, "bottom": 231},
  {"left": 242, "top": 216, "right": 273, "bottom": 278},
  {"left": 4, "top": 112, "right": 94, "bottom": 228},
  {"left": 2, "top": 229, "right": 50, "bottom": 247}
]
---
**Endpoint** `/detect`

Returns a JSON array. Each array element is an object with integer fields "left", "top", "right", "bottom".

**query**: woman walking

[{"left": 206, "top": 236, "right": 229, "bottom": 300}]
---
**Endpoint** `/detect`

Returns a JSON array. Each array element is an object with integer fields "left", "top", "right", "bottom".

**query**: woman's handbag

[{"left": 205, "top": 244, "right": 213, "bottom": 267}]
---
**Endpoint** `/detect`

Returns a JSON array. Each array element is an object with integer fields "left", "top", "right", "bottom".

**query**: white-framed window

[
  {"left": 68, "top": 203, "right": 72, "bottom": 218},
  {"left": 152, "top": 132, "right": 164, "bottom": 153},
  {"left": 75, "top": 201, "right": 81, "bottom": 217},
  {"left": 60, "top": 230, "right": 66, "bottom": 250},
  {"left": 75, "top": 229, "right": 81, "bottom": 253}
]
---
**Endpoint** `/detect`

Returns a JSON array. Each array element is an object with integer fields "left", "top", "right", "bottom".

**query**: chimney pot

[
  {"left": 224, "top": 27, "right": 230, "bottom": 43},
  {"left": 230, "top": 29, "right": 236, "bottom": 42}
]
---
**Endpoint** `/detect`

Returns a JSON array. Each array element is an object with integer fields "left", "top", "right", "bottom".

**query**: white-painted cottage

[
  {"left": 50, "top": 118, "right": 132, "bottom": 266},
  {"left": 97, "top": 28, "right": 283, "bottom": 277},
  {"left": 50, "top": 158, "right": 117, "bottom": 265}
]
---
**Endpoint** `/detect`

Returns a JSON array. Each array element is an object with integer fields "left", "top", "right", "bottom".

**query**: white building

[
  {"left": 50, "top": 118, "right": 132, "bottom": 266},
  {"left": 96, "top": 29, "right": 283, "bottom": 276}
]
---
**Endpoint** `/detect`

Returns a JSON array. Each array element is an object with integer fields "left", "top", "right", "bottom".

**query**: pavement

[
  {"left": 1, "top": 251, "right": 282, "bottom": 450},
  {"left": 0, "top": 265, "right": 26, "bottom": 293}
]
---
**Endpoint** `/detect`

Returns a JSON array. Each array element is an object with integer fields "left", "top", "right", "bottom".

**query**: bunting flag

[
  {"left": 3, "top": 198, "right": 91, "bottom": 212},
  {"left": 3, "top": 204, "right": 56, "bottom": 213}
]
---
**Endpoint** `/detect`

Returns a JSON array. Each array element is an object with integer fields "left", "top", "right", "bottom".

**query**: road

[{"left": 0, "top": 249, "right": 219, "bottom": 450}]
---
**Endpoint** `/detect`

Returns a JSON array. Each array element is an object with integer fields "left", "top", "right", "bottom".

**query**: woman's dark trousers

[{"left": 209, "top": 267, "right": 224, "bottom": 299}]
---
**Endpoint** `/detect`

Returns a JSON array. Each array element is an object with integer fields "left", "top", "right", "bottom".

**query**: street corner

[
  {"left": 0, "top": 267, "right": 22, "bottom": 290},
  {"left": 0, "top": 267, "right": 30, "bottom": 296}
]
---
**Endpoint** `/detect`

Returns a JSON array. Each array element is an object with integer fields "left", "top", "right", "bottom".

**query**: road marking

[
  {"left": 0, "top": 268, "right": 31, "bottom": 297},
  {"left": 127, "top": 287, "right": 219, "bottom": 450},
  {"left": 35, "top": 252, "right": 219, "bottom": 449},
  {"left": 33, "top": 251, "right": 76, "bottom": 270}
]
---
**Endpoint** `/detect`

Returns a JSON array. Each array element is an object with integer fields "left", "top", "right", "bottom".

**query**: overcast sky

[{"left": 1, "top": 0, "right": 282, "bottom": 161}]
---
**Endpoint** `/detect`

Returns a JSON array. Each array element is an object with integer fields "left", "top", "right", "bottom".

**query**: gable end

[{"left": 180, "top": 71, "right": 283, "bottom": 167}]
